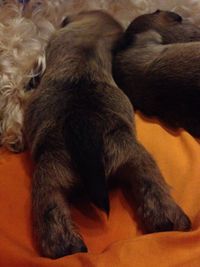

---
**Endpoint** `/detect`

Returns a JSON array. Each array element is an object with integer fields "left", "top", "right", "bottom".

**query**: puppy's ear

[
  {"left": 126, "top": 15, "right": 152, "bottom": 35},
  {"left": 164, "top": 11, "right": 182, "bottom": 23},
  {"left": 119, "top": 15, "right": 152, "bottom": 49}
]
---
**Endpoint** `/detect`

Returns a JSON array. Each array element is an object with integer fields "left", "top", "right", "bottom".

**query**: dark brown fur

[
  {"left": 114, "top": 10, "right": 200, "bottom": 137},
  {"left": 24, "top": 10, "right": 190, "bottom": 259},
  {"left": 123, "top": 10, "right": 200, "bottom": 45}
]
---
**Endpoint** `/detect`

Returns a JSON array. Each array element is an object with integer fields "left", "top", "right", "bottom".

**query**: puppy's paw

[
  {"left": 40, "top": 230, "right": 87, "bottom": 259},
  {"left": 167, "top": 204, "right": 191, "bottom": 231},
  {"left": 139, "top": 200, "right": 191, "bottom": 233}
]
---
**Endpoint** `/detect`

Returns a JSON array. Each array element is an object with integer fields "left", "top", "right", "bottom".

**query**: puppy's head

[
  {"left": 61, "top": 10, "right": 124, "bottom": 51},
  {"left": 121, "top": 10, "right": 200, "bottom": 48},
  {"left": 127, "top": 10, "right": 182, "bottom": 35}
]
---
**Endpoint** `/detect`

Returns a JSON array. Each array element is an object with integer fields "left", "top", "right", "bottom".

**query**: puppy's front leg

[
  {"left": 124, "top": 142, "right": 191, "bottom": 233},
  {"left": 33, "top": 150, "right": 87, "bottom": 258}
]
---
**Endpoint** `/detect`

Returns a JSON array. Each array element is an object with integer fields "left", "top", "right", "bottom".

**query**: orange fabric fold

[{"left": 1, "top": 113, "right": 200, "bottom": 267}]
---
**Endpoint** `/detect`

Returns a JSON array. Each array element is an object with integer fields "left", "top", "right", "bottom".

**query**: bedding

[
  {"left": 1, "top": 114, "right": 200, "bottom": 267},
  {"left": 1, "top": 0, "right": 200, "bottom": 266}
]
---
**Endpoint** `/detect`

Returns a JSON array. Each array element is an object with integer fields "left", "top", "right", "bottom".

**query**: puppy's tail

[{"left": 64, "top": 113, "right": 110, "bottom": 215}]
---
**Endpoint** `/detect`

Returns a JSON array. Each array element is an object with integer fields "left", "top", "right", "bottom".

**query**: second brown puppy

[
  {"left": 114, "top": 10, "right": 200, "bottom": 136},
  {"left": 24, "top": 10, "right": 190, "bottom": 259}
]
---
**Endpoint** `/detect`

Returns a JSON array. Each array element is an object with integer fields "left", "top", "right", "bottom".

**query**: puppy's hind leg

[
  {"left": 105, "top": 129, "right": 191, "bottom": 233},
  {"left": 32, "top": 149, "right": 87, "bottom": 258},
  {"left": 122, "top": 141, "right": 191, "bottom": 233}
]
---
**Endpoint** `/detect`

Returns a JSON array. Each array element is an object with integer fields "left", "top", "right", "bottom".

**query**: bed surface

[
  {"left": 1, "top": 0, "right": 200, "bottom": 266},
  {"left": 1, "top": 113, "right": 200, "bottom": 267}
]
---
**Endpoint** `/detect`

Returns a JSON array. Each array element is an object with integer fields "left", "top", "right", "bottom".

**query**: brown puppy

[
  {"left": 24, "top": 10, "right": 190, "bottom": 259},
  {"left": 114, "top": 10, "right": 200, "bottom": 137}
]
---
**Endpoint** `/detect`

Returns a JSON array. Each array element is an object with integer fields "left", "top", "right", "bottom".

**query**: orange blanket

[{"left": 1, "top": 113, "right": 200, "bottom": 267}]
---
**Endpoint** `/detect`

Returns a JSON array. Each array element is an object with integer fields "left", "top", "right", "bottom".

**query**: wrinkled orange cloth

[{"left": 1, "top": 113, "right": 200, "bottom": 267}]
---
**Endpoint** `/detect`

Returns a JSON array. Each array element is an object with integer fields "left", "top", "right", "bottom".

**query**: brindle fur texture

[
  {"left": 24, "top": 10, "right": 190, "bottom": 259},
  {"left": 114, "top": 10, "right": 200, "bottom": 137}
]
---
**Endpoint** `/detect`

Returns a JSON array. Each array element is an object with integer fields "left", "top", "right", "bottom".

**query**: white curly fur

[
  {"left": 0, "top": 0, "right": 200, "bottom": 152},
  {"left": 0, "top": 1, "right": 52, "bottom": 151}
]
